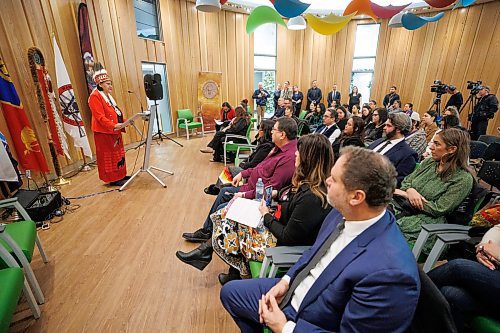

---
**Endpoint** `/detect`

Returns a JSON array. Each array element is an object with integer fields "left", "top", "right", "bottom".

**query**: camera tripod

[
  {"left": 459, "top": 93, "right": 477, "bottom": 131},
  {"left": 151, "top": 99, "right": 183, "bottom": 147},
  {"left": 428, "top": 93, "right": 443, "bottom": 118}
]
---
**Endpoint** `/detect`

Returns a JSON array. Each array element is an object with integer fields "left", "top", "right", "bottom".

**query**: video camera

[
  {"left": 466, "top": 80, "right": 483, "bottom": 94},
  {"left": 430, "top": 80, "right": 448, "bottom": 94}
]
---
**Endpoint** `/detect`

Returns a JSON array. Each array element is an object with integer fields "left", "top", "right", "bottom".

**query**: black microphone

[{"left": 128, "top": 90, "right": 144, "bottom": 113}]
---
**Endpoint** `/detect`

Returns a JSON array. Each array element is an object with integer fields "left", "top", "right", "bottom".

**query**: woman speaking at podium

[{"left": 88, "top": 69, "right": 131, "bottom": 186}]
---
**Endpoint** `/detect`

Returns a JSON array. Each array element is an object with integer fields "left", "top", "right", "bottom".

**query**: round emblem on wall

[{"left": 202, "top": 80, "right": 218, "bottom": 99}]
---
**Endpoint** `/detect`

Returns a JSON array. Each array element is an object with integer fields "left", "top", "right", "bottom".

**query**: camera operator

[
  {"left": 445, "top": 85, "right": 463, "bottom": 110},
  {"left": 471, "top": 85, "right": 498, "bottom": 140}
]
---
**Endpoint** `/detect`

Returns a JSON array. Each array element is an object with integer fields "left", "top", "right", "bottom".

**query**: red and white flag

[{"left": 53, "top": 35, "right": 92, "bottom": 158}]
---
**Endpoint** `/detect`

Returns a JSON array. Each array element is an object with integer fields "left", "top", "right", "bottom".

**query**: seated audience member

[
  {"left": 305, "top": 102, "right": 325, "bottom": 132},
  {"left": 200, "top": 106, "right": 250, "bottom": 162},
  {"left": 351, "top": 104, "right": 360, "bottom": 117},
  {"left": 403, "top": 103, "right": 414, "bottom": 117},
  {"left": 272, "top": 97, "right": 286, "bottom": 119},
  {"left": 181, "top": 118, "right": 298, "bottom": 243},
  {"left": 240, "top": 99, "right": 249, "bottom": 111},
  {"left": 444, "top": 105, "right": 460, "bottom": 121},
  {"left": 405, "top": 111, "right": 427, "bottom": 158},
  {"left": 441, "top": 114, "right": 466, "bottom": 131},
  {"left": 203, "top": 120, "right": 275, "bottom": 196},
  {"left": 364, "top": 107, "right": 388, "bottom": 145},
  {"left": 361, "top": 104, "right": 372, "bottom": 124},
  {"left": 393, "top": 128, "right": 474, "bottom": 253},
  {"left": 369, "top": 99, "right": 377, "bottom": 110},
  {"left": 314, "top": 109, "right": 341, "bottom": 144},
  {"left": 335, "top": 105, "right": 348, "bottom": 131},
  {"left": 368, "top": 112, "right": 418, "bottom": 187},
  {"left": 429, "top": 224, "right": 500, "bottom": 332},
  {"left": 220, "top": 147, "right": 420, "bottom": 333},
  {"left": 421, "top": 110, "right": 439, "bottom": 142},
  {"left": 284, "top": 106, "right": 309, "bottom": 135},
  {"left": 181, "top": 134, "right": 333, "bottom": 282},
  {"left": 389, "top": 99, "right": 403, "bottom": 113},
  {"left": 216, "top": 102, "right": 235, "bottom": 131},
  {"left": 332, "top": 116, "right": 365, "bottom": 161},
  {"left": 305, "top": 100, "right": 316, "bottom": 117}
]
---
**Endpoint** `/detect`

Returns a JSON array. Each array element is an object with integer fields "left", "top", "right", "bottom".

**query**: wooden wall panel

[
  {"left": 0, "top": 0, "right": 253, "bottom": 174},
  {"left": 0, "top": 0, "right": 498, "bottom": 176},
  {"left": 372, "top": 1, "right": 500, "bottom": 132}
]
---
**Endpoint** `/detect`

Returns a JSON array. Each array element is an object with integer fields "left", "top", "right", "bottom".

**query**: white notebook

[{"left": 225, "top": 198, "right": 262, "bottom": 228}]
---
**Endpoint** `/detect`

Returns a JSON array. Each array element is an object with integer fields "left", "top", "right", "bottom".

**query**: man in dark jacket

[
  {"left": 445, "top": 85, "right": 463, "bottom": 110},
  {"left": 368, "top": 112, "right": 418, "bottom": 187},
  {"left": 306, "top": 80, "right": 322, "bottom": 111},
  {"left": 383, "top": 86, "right": 401, "bottom": 109},
  {"left": 327, "top": 84, "right": 341, "bottom": 107},
  {"left": 252, "top": 82, "right": 270, "bottom": 123},
  {"left": 470, "top": 85, "right": 498, "bottom": 140}
]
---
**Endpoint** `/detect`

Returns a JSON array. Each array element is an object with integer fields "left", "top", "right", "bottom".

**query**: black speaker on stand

[{"left": 144, "top": 74, "right": 182, "bottom": 147}]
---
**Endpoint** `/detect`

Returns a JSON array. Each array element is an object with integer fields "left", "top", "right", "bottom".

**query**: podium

[{"left": 119, "top": 105, "right": 173, "bottom": 191}]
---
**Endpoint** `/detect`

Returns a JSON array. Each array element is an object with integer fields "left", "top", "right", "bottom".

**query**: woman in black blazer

[
  {"left": 332, "top": 116, "right": 365, "bottom": 161},
  {"left": 183, "top": 134, "right": 333, "bottom": 284},
  {"left": 291, "top": 85, "right": 304, "bottom": 117}
]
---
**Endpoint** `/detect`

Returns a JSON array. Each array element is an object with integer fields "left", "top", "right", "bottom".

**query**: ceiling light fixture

[
  {"left": 287, "top": 16, "right": 307, "bottom": 30},
  {"left": 195, "top": 0, "right": 221, "bottom": 12}
]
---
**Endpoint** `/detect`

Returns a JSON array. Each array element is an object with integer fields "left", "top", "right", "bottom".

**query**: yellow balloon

[{"left": 304, "top": 12, "right": 357, "bottom": 35}]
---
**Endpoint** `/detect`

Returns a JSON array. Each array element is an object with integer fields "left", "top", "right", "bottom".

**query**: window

[
  {"left": 253, "top": 24, "right": 277, "bottom": 114},
  {"left": 350, "top": 24, "right": 380, "bottom": 103},
  {"left": 134, "top": 0, "right": 161, "bottom": 41}
]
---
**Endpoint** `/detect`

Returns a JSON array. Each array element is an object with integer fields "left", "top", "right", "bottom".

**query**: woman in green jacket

[{"left": 394, "top": 128, "right": 474, "bottom": 253}]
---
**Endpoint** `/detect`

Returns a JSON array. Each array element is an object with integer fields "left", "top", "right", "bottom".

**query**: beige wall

[{"left": 0, "top": 0, "right": 498, "bottom": 173}]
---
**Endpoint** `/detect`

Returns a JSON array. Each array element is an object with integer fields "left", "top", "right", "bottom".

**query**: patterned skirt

[
  {"left": 94, "top": 132, "right": 126, "bottom": 183},
  {"left": 211, "top": 206, "right": 277, "bottom": 276}
]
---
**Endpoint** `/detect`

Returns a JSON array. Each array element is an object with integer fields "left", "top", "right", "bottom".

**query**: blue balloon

[
  {"left": 274, "top": 0, "right": 310, "bottom": 18},
  {"left": 453, "top": 0, "right": 477, "bottom": 9},
  {"left": 401, "top": 12, "right": 444, "bottom": 30}
]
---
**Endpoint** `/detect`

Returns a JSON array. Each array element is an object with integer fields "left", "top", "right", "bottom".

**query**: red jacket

[
  {"left": 220, "top": 108, "right": 235, "bottom": 122},
  {"left": 88, "top": 89, "right": 125, "bottom": 134}
]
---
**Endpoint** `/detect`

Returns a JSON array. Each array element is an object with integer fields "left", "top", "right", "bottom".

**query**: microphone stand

[{"left": 128, "top": 90, "right": 183, "bottom": 147}]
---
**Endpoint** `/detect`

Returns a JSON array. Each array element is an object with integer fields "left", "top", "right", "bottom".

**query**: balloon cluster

[{"left": 239, "top": 0, "right": 477, "bottom": 34}]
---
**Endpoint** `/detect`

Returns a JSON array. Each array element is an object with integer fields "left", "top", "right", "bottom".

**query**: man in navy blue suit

[
  {"left": 368, "top": 112, "right": 418, "bottom": 187},
  {"left": 220, "top": 147, "right": 420, "bottom": 333}
]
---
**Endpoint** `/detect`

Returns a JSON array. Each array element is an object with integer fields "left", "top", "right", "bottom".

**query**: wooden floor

[{"left": 11, "top": 133, "right": 240, "bottom": 332}]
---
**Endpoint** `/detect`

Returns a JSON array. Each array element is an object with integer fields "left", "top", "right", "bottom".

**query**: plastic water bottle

[{"left": 255, "top": 178, "right": 264, "bottom": 201}]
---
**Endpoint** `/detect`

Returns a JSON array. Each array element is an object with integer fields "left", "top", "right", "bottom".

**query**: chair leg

[
  {"left": 0, "top": 232, "right": 44, "bottom": 304},
  {"left": 260, "top": 257, "right": 270, "bottom": 278},
  {"left": 224, "top": 147, "right": 227, "bottom": 166},
  {"left": 423, "top": 238, "right": 447, "bottom": 273},
  {"left": 412, "top": 229, "right": 430, "bottom": 260},
  {"left": 23, "top": 279, "right": 41, "bottom": 319},
  {"left": 186, "top": 128, "right": 190, "bottom": 140},
  {"left": 269, "top": 264, "right": 279, "bottom": 278},
  {"left": 35, "top": 235, "right": 49, "bottom": 264}
]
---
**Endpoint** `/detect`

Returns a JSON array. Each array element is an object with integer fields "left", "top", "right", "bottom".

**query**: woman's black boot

[
  {"left": 218, "top": 266, "right": 241, "bottom": 285},
  {"left": 176, "top": 240, "right": 213, "bottom": 271}
]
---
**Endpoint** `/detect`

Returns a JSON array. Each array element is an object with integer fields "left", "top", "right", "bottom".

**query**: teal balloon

[
  {"left": 401, "top": 12, "right": 445, "bottom": 30},
  {"left": 246, "top": 6, "right": 287, "bottom": 34},
  {"left": 453, "top": 0, "right": 477, "bottom": 9},
  {"left": 274, "top": 0, "right": 310, "bottom": 18}
]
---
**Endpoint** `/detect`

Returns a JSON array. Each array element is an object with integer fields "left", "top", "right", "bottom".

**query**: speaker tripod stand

[
  {"left": 150, "top": 100, "right": 183, "bottom": 147},
  {"left": 120, "top": 105, "right": 173, "bottom": 191}
]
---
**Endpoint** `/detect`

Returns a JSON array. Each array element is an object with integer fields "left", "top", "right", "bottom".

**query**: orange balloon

[{"left": 343, "top": 0, "right": 378, "bottom": 21}]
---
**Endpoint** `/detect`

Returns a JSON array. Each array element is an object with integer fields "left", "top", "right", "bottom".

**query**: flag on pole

[
  {"left": 53, "top": 35, "right": 92, "bottom": 158},
  {"left": 0, "top": 57, "right": 49, "bottom": 172}
]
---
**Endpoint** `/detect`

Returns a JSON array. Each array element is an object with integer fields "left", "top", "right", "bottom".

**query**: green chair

[
  {"left": 471, "top": 316, "right": 500, "bottom": 333},
  {"left": 0, "top": 198, "right": 49, "bottom": 305},
  {"left": 176, "top": 109, "right": 204, "bottom": 140},
  {"left": 223, "top": 122, "right": 254, "bottom": 166},
  {"left": 298, "top": 110, "right": 308, "bottom": 120},
  {"left": 0, "top": 245, "right": 41, "bottom": 325},
  {"left": 0, "top": 267, "right": 28, "bottom": 333}
]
